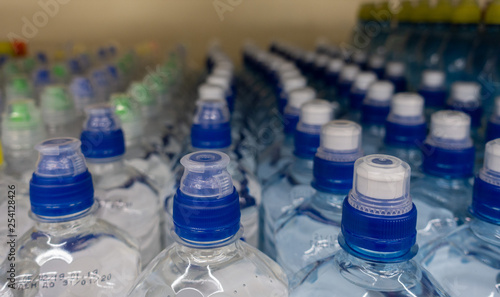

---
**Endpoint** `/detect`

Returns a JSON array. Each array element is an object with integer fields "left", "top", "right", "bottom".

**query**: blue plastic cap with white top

[
  {"left": 447, "top": 82, "right": 482, "bottom": 127},
  {"left": 80, "top": 103, "right": 125, "bottom": 160},
  {"left": 472, "top": 139, "right": 500, "bottom": 225},
  {"left": 191, "top": 98, "right": 232, "bottom": 149},
  {"left": 30, "top": 138, "right": 94, "bottom": 217},
  {"left": 422, "top": 110, "right": 475, "bottom": 178},
  {"left": 361, "top": 80, "right": 394, "bottom": 125},
  {"left": 294, "top": 100, "right": 334, "bottom": 159},
  {"left": 385, "top": 93, "right": 427, "bottom": 147},
  {"left": 312, "top": 120, "right": 363, "bottom": 194},
  {"left": 341, "top": 155, "right": 417, "bottom": 262},
  {"left": 173, "top": 151, "right": 241, "bottom": 243},
  {"left": 284, "top": 87, "right": 316, "bottom": 135}
]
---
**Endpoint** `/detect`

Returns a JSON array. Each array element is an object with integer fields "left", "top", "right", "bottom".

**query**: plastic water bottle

[
  {"left": 418, "top": 70, "right": 448, "bottom": 116},
  {"left": 351, "top": 51, "right": 368, "bottom": 70},
  {"left": 325, "top": 58, "right": 344, "bottom": 101},
  {"left": 442, "top": 0, "right": 481, "bottom": 85},
  {"left": 257, "top": 87, "right": 316, "bottom": 185},
  {"left": 447, "top": 82, "right": 482, "bottom": 129},
  {"left": 40, "top": 85, "right": 80, "bottom": 138},
  {"left": 486, "top": 97, "right": 500, "bottom": 142},
  {"left": 164, "top": 98, "right": 261, "bottom": 248},
  {"left": 5, "top": 75, "right": 33, "bottom": 102},
  {"left": 411, "top": 110, "right": 474, "bottom": 223},
  {"left": 207, "top": 74, "right": 235, "bottom": 113},
  {"left": 128, "top": 151, "right": 289, "bottom": 297},
  {"left": 69, "top": 76, "right": 97, "bottom": 117},
  {"left": 0, "top": 138, "right": 141, "bottom": 296},
  {"left": 381, "top": 93, "right": 427, "bottom": 177},
  {"left": 360, "top": 80, "right": 394, "bottom": 155},
  {"left": 0, "top": 100, "right": 46, "bottom": 260},
  {"left": 290, "top": 154, "right": 449, "bottom": 296},
  {"left": 32, "top": 66, "right": 52, "bottom": 100},
  {"left": 80, "top": 104, "right": 161, "bottom": 266},
  {"left": 348, "top": 71, "right": 377, "bottom": 112},
  {"left": 419, "top": 139, "right": 500, "bottom": 297},
  {"left": 275, "top": 120, "right": 363, "bottom": 278},
  {"left": 277, "top": 75, "right": 307, "bottom": 115},
  {"left": 111, "top": 94, "right": 173, "bottom": 192},
  {"left": 90, "top": 67, "right": 112, "bottom": 102},
  {"left": 337, "top": 64, "right": 360, "bottom": 111},
  {"left": 262, "top": 99, "right": 333, "bottom": 259},
  {"left": 385, "top": 61, "right": 407, "bottom": 93}
]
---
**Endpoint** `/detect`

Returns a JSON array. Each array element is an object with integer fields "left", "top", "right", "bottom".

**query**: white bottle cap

[
  {"left": 279, "top": 69, "right": 302, "bottom": 82},
  {"left": 391, "top": 93, "right": 424, "bottom": 117},
  {"left": 430, "top": 110, "right": 471, "bottom": 141},
  {"left": 283, "top": 76, "right": 307, "bottom": 93},
  {"left": 303, "top": 51, "right": 316, "bottom": 63},
  {"left": 450, "top": 82, "right": 481, "bottom": 103},
  {"left": 207, "top": 75, "right": 230, "bottom": 92},
  {"left": 353, "top": 72, "right": 377, "bottom": 91},
  {"left": 277, "top": 62, "right": 298, "bottom": 74},
  {"left": 300, "top": 99, "right": 334, "bottom": 125},
  {"left": 321, "top": 120, "right": 362, "bottom": 151},
  {"left": 287, "top": 87, "right": 316, "bottom": 109},
  {"left": 339, "top": 64, "right": 360, "bottom": 81},
  {"left": 354, "top": 155, "right": 410, "bottom": 201},
  {"left": 213, "top": 67, "right": 233, "bottom": 79},
  {"left": 422, "top": 70, "right": 445, "bottom": 88},
  {"left": 327, "top": 58, "right": 345, "bottom": 73},
  {"left": 198, "top": 83, "right": 225, "bottom": 100},
  {"left": 366, "top": 81, "right": 394, "bottom": 102},
  {"left": 495, "top": 96, "right": 500, "bottom": 117},
  {"left": 484, "top": 139, "right": 500, "bottom": 173},
  {"left": 353, "top": 51, "right": 367, "bottom": 63},
  {"left": 368, "top": 54, "right": 385, "bottom": 69},
  {"left": 385, "top": 61, "right": 405, "bottom": 77},
  {"left": 314, "top": 54, "right": 330, "bottom": 68}
]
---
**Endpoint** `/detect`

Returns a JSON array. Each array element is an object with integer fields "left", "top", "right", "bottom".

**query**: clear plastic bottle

[
  {"left": 69, "top": 76, "right": 97, "bottom": 118},
  {"left": 360, "top": 81, "right": 394, "bottom": 155},
  {"left": 257, "top": 87, "right": 316, "bottom": 186},
  {"left": 0, "top": 138, "right": 141, "bottom": 296},
  {"left": 336, "top": 64, "right": 360, "bottom": 112},
  {"left": 111, "top": 94, "right": 173, "bottom": 193},
  {"left": 163, "top": 99, "right": 261, "bottom": 249},
  {"left": 275, "top": 120, "right": 363, "bottom": 278},
  {"left": 0, "top": 100, "right": 46, "bottom": 261},
  {"left": 381, "top": 93, "right": 427, "bottom": 177},
  {"left": 419, "top": 139, "right": 500, "bottom": 297},
  {"left": 325, "top": 58, "right": 344, "bottom": 102},
  {"left": 411, "top": 110, "right": 474, "bottom": 223},
  {"left": 5, "top": 75, "right": 33, "bottom": 102},
  {"left": 277, "top": 75, "right": 307, "bottom": 115},
  {"left": 290, "top": 155, "right": 450, "bottom": 297},
  {"left": 367, "top": 54, "right": 386, "bottom": 79},
  {"left": 128, "top": 151, "right": 289, "bottom": 297},
  {"left": 80, "top": 104, "right": 161, "bottom": 266},
  {"left": 262, "top": 100, "right": 333, "bottom": 259},
  {"left": 40, "top": 85, "right": 80, "bottom": 138},
  {"left": 446, "top": 82, "right": 482, "bottom": 129}
]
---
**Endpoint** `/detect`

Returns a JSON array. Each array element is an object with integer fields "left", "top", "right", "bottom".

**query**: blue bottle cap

[
  {"left": 80, "top": 103, "right": 125, "bottom": 161},
  {"left": 191, "top": 99, "right": 232, "bottom": 149},
  {"left": 385, "top": 93, "right": 427, "bottom": 147},
  {"left": 173, "top": 151, "right": 241, "bottom": 243},
  {"left": 294, "top": 100, "right": 334, "bottom": 159},
  {"left": 471, "top": 139, "right": 500, "bottom": 225},
  {"left": 350, "top": 71, "right": 377, "bottom": 109},
  {"left": 284, "top": 87, "right": 316, "bottom": 135},
  {"left": 30, "top": 138, "right": 94, "bottom": 217},
  {"left": 361, "top": 81, "right": 394, "bottom": 125},
  {"left": 312, "top": 120, "right": 363, "bottom": 194},
  {"left": 341, "top": 155, "right": 417, "bottom": 262},
  {"left": 447, "top": 82, "right": 482, "bottom": 127},
  {"left": 422, "top": 110, "right": 475, "bottom": 178}
]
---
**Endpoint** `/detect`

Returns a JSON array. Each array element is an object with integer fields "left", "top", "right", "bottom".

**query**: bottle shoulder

[
  {"left": 130, "top": 241, "right": 288, "bottom": 296},
  {"left": 291, "top": 250, "right": 449, "bottom": 296}
]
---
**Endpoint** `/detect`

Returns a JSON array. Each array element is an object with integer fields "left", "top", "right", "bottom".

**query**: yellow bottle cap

[
  {"left": 359, "top": 3, "right": 375, "bottom": 21},
  {"left": 0, "top": 41, "right": 14, "bottom": 57},
  {"left": 53, "top": 49, "right": 66, "bottom": 62},
  {"left": 0, "top": 141, "right": 4, "bottom": 167},
  {"left": 411, "top": 0, "right": 430, "bottom": 23},
  {"left": 397, "top": 1, "right": 414, "bottom": 23},
  {"left": 485, "top": 0, "right": 500, "bottom": 25},
  {"left": 428, "top": 0, "right": 454, "bottom": 23},
  {"left": 452, "top": 0, "right": 481, "bottom": 24}
]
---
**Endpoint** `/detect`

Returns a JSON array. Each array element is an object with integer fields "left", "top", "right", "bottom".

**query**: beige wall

[{"left": 1, "top": 0, "right": 364, "bottom": 67}]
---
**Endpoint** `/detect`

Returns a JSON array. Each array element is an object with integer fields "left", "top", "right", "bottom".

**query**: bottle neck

[
  {"left": 290, "top": 156, "right": 314, "bottom": 182},
  {"left": 87, "top": 157, "right": 125, "bottom": 176},
  {"left": 470, "top": 218, "right": 500, "bottom": 247},
  {"left": 33, "top": 206, "right": 97, "bottom": 233},
  {"left": 175, "top": 240, "right": 239, "bottom": 265},
  {"left": 311, "top": 190, "right": 345, "bottom": 217}
]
